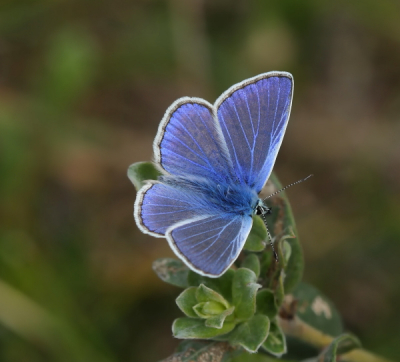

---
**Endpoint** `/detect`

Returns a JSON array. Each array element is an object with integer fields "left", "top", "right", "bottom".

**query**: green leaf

[
  {"left": 320, "top": 334, "right": 361, "bottom": 361},
  {"left": 205, "top": 307, "right": 235, "bottom": 329},
  {"left": 173, "top": 317, "right": 235, "bottom": 339},
  {"left": 232, "top": 268, "right": 261, "bottom": 321},
  {"left": 193, "top": 302, "right": 226, "bottom": 319},
  {"left": 334, "top": 334, "right": 361, "bottom": 355},
  {"left": 175, "top": 340, "right": 209, "bottom": 353},
  {"left": 283, "top": 282, "right": 344, "bottom": 360},
  {"left": 259, "top": 251, "right": 273, "bottom": 278},
  {"left": 278, "top": 238, "right": 292, "bottom": 269},
  {"left": 196, "top": 284, "right": 230, "bottom": 308},
  {"left": 127, "top": 161, "right": 160, "bottom": 190},
  {"left": 265, "top": 173, "right": 304, "bottom": 292},
  {"left": 244, "top": 216, "right": 267, "bottom": 252},
  {"left": 275, "top": 271, "right": 285, "bottom": 307},
  {"left": 202, "top": 301, "right": 227, "bottom": 315},
  {"left": 291, "top": 282, "right": 343, "bottom": 337},
  {"left": 193, "top": 303, "right": 213, "bottom": 318},
  {"left": 188, "top": 269, "right": 235, "bottom": 302},
  {"left": 152, "top": 258, "right": 189, "bottom": 288},
  {"left": 262, "top": 319, "right": 287, "bottom": 357},
  {"left": 230, "top": 314, "right": 270, "bottom": 353},
  {"left": 256, "top": 289, "right": 278, "bottom": 319},
  {"left": 162, "top": 340, "right": 234, "bottom": 362},
  {"left": 176, "top": 287, "right": 198, "bottom": 317},
  {"left": 241, "top": 254, "right": 260, "bottom": 278}
]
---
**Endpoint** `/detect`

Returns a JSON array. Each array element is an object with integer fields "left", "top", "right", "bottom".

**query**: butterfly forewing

[
  {"left": 154, "top": 98, "right": 233, "bottom": 183},
  {"left": 216, "top": 73, "right": 293, "bottom": 193}
]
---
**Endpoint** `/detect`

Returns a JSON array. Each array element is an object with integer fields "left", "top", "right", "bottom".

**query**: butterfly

[{"left": 134, "top": 71, "right": 293, "bottom": 277}]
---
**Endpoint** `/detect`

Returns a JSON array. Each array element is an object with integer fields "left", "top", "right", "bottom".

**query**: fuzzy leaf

[
  {"left": 153, "top": 258, "right": 189, "bottom": 288},
  {"left": 196, "top": 284, "right": 230, "bottom": 308},
  {"left": 230, "top": 314, "right": 270, "bottom": 353},
  {"left": 264, "top": 173, "right": 304, "bottom": 293},
  {"left": 284, "top": 282, "right": 344, "bottom": 360},
  {"left": 244, "top": 216, "right": 267, "bottom": 252},
  {"left": 205, "top": 307, "right": 235, "bottom": 329},
  {"left": 202, "top": 301, "right": 227, "bottom": 316},
  {"left": 232, "top": 268, "right": 261, "bottom": 321},
  {"left": 320, "top": 334, "right": 361, "bottom": 361},
  {"left": 188, "top": 269, "right": 235, "bottom": 302},
  {"left": 193, "top": 302, "right": 226, "bottom": 319},
  {"left": 291, "top": 282, "right": 343, "bottom": 336},
  {"left": 278, "top": 238, "right": 292, "bottom": 269},
  {"left": 193, "top": 303, "right": 212, "bottom": 318},
  {"left": 241, "top": 254, "right": 260, "bottom": 278},
  {"left": 256, "top": 289, "right": 278, "bottom": 319},
  {"left": 128, "top": 161, "right": 160, "bottom": 190},
  {"left": 275, "top": 271, "right": 285, "bottom": 307},
  {"left": 173, "top": 317, "right": 235, "bottom": 339},
  {"left": 262, "top": 319, "right": 287, "bottom": 357},
  {"left": 259, "top": 251, "right": 273, "bottom": 277},
  {"left": 176, "top": 287, "right": 198, "bottom": 317}
]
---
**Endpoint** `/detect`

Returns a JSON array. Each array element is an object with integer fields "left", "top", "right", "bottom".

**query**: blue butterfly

[{"left": 134, "top": 71, "right": 293, "bottom": 277}]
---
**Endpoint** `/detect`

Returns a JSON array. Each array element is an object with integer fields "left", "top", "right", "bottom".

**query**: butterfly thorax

[{"left": 159, "top": 175, "right": 259, "bottom": 217}]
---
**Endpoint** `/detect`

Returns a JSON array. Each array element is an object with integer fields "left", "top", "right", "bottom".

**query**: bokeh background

[{"left": 1, "top": 1, "right": 400, "bottom": 361}]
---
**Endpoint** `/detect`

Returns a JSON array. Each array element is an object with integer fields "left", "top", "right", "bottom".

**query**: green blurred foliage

[{"left": 0, "top": 0, "right": 400, "bottom": 361}]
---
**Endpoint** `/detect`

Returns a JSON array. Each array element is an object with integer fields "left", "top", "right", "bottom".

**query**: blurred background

[{"left": 1, "top": 0, "right": 400, "bottom": 361}]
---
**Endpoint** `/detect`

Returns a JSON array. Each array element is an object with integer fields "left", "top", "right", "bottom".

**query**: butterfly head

[{"left": 254, "top": 199, "right": 272, "bottom": 216}]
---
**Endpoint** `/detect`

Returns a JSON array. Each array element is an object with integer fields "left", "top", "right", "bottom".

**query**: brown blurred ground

[{"left": 0, "top": 1, "right": 400, "bottom": 361}]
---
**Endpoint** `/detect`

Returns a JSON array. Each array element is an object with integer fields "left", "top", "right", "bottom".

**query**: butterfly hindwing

[
  {"left": 135, "top": 181, "right": 202, "bottom": 237},
  {"left": 136, "top": 181, "right": 253, "bottom": 277},
  {"left": 167, "top": 214, "right": 253, "bottom": 277},
  {"left": 216, "top": 72, "right": 293, "bottom": 192}
]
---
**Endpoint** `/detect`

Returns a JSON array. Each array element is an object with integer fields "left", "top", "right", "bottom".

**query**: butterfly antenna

[
  {"left": 259, "top": 211, "right": 278, "bottom": 262},
  {"left": 263, "top": 174, "right": 313, "bottom": 201}
]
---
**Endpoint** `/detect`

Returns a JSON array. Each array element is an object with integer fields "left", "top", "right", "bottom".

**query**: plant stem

[{"left": 278, "top": 316, "right": 393, "bottom": 362}]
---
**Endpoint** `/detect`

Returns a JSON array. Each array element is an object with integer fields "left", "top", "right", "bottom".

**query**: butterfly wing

[
  {"left": 134, "top": 181, "right": 203, "bottom": 237},
  {"left": 167, "top": 214, "right": 253, "bottom": 277},
  {"left": 154, "top": 97, "right": 234, "bottom": 183},
  {"left": 135, "top": 181, "right": 253, "bottom": 277},
  {"left": 216, "top": 72, "right": 293, "bottom": 193}
]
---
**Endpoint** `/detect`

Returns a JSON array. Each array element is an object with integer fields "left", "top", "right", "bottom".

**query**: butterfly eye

[{"left": 255, "top": 205, "right": 272, "bottom": 216}]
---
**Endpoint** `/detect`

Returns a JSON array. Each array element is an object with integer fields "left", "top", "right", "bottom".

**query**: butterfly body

[
  {"left": 134, "top": 72, "right": 293, "bottom": 277},
  {"left": 159, "top": 175, "right": 259, "bottom": 217}
]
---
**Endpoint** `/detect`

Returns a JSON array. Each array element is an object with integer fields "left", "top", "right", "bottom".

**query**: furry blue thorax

[{"left": 159, "top": 175, "right": 259, "bottom": 217}]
